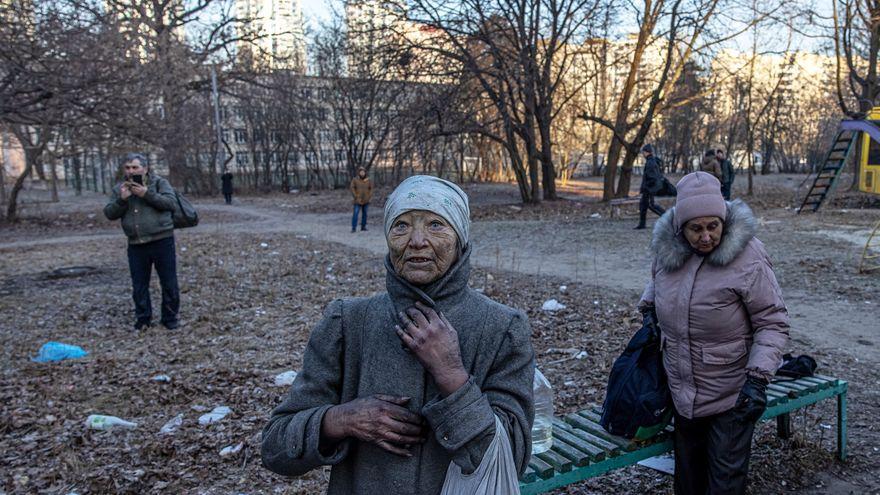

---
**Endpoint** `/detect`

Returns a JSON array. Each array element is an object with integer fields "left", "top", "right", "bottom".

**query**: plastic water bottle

[
  {"left": 532, "top": 368, "right": 554, "bottom": 454},
  {"left": 86, "top": 414, "right": 138, "bottom": 430}
]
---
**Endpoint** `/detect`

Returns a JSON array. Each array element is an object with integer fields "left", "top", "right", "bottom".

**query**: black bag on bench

[
  {"left": 776, "top": 353, "right": 817, "bottom": 379},
  {"left": 600, "top": 308, "right": 672, "bottom": 440}
]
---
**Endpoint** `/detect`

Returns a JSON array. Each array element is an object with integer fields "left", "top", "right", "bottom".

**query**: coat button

[{"left": 442, "top": 434, "right": 449, "bottom": 441}]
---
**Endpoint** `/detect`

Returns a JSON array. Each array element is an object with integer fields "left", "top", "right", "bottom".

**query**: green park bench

[{"left": 518, "top": 375, "right": 848, "bottom": 495}]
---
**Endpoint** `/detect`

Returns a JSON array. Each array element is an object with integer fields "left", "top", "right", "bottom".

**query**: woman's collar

[{"left": 384, "top": 244, "right": 472, "bottom": 312}]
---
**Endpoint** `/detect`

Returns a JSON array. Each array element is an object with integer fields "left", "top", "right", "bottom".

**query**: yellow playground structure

[{"left": 798, "top": 106, "right": 880, "bottom": 273}]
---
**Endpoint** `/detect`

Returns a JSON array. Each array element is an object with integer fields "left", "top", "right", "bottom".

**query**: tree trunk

[
  {"left": 617, "top": 149, "right": 639, "bottom": 198},
  {"left": 6, "top": 154, "right": 35, "bottom": 221},
  {"left": 50, "top": 159, "right": 59, "bottom": 202},
  {"left": 539, "top": 124, "right": 557, "bottom": 200},
  {"left": 0, "top": 134, "right": 7, "bottom": 206},
  {"left": 603, "top": 133, "right": 624, "bottom": 200}
]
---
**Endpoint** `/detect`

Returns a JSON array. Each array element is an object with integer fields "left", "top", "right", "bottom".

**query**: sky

[
  {"left": 296, "top": 0, "right": 833, "bottom": 54},
  {"left": 301, "top": 0, "right": 337, "bottom": 29}
]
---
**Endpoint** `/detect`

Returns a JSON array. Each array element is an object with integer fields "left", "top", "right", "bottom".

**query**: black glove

[{"left": 733, "top": 375, "right": 768, "bottom": 423}]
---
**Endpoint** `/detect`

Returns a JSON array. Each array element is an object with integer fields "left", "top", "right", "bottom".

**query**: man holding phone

[{"left": 103, "top": 153, "right": 181, "bottom": 330}]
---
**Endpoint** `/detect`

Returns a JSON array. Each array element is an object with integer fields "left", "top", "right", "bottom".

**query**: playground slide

[{"left": 841, "top": 120, "right": 880, "bottom": 144}]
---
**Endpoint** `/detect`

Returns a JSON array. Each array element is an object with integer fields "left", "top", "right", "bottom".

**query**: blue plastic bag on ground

[{"left": 32, "top": 342, "right": 88, "bottom": 362}]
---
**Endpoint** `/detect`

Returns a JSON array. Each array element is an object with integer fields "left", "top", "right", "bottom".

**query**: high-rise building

[{"left": 236, "top": 0, "right": 307, "bottom": 72}]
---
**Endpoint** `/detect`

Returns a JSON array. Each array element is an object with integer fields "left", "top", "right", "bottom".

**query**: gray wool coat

[
  {"left": 640, "top": 200, "right": 790, "bottom": 418},
  {"left": 261, "top": 247, "right": 535, "bottom": 494}
]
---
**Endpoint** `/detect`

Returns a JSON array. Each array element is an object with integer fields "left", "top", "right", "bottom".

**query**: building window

[
  {"left": 236, "top": 152, "right": 249, "bottom": 167},
  {"left": 234, "top": 129, "right": 248, "bottom": 144}
]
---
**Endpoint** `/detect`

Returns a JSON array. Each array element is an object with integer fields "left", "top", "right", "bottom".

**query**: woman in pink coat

[{"left": 639, "top": 171, "right": 789, "bottom": 495}]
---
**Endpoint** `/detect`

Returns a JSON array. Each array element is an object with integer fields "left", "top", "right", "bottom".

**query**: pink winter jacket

[{"left": 639, "top": 200, "right": 790, "bottom": 419}]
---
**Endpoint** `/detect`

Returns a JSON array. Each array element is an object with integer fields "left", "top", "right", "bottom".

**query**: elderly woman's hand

[
  {"left": 396, "top": 302, "right": 469, "bottom": 396},
  {"left": 322, "top": 395, "right": 426, "bottom": 456}
]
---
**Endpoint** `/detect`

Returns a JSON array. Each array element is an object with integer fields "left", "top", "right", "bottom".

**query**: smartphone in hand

[{"left": 129, "top": 174, "right": 144, "bottom": 186}]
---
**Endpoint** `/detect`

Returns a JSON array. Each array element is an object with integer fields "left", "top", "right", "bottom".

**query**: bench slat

[
  {"left": 553, "top": 426, "right": 605, "bottom": 463},
  {"left": 766, "top": 389, "right": 789, "bottom": 405},
  {"left": 554, "top": 418, "right": 620, "bottom": 456},
  {"left": 554, "top": 423, "right": 608, "bottom": 461},
  {"left": 528, "top": 456, "right": 555, "bottom": 479},
  {"left": 768, "top": 383, "right": 799, "bottom": 398},
  {"left": 773, "top": 381, "right": 812, "bottom": 395},
  {"left": 580, "top": 410, "right": 638, "bottom": 442},
  {"left": 547, "top": 430, "right": 594, "bottom": 466},
  {"left": 584, "top": 409, "right": 603, "bottom": 420},
  {"left": 536, "top": 449, "right": 573, "bottom": 473},
  {"left": 814, "top": 374, "right": 841, "bottom": 383},
  {"left": 565, "top": 413, "right": 635, "bottom": 452},
  {"left": 521, "top": 466, "right": 537, "bottom": 483},
  {"left": 798, "top": 376, "right": 831, "bottom": 389}
]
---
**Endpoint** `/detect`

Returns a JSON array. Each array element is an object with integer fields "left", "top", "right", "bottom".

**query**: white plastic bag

[{"left": 440, "top": 415, "right": 521, "bottom": 495}]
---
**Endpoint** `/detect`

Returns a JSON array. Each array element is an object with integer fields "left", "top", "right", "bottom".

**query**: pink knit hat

[{"left": 674, "top": 171, "right": 727, "bottom": 232}]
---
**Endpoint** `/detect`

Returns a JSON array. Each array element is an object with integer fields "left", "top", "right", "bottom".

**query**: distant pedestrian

[
  {"left": 635, "top": 144, "right": 667, "bottom": 230},
  {"left": 221, "top": 171, "right": 234, "bottom": 204},
  {"left": 350, "top": 167, "right": 373, "bottom": 232},
  {"left": 103, "top": 153, "right": 180, "bottom": 330},
  {"left": 700, "top": 150, "right": 723, "bottom": 181},
  {"left": 717, "top": 148, "right": 735, "bottom": 200}
]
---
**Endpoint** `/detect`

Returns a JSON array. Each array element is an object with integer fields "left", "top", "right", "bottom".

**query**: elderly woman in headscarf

[
  {"left": 261, "top": 176, "right": 535, "bottom": 494},
  {"left": 639, "top": 171, "right": 789, "bottom": 494}
]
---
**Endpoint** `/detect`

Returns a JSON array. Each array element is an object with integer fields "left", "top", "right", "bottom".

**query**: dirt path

[
  {"left": 3, "top": 200, "right": 878, "bottom": 365},
  {"left": 196, "top": 203, "right": 880, "bottom": 364}
]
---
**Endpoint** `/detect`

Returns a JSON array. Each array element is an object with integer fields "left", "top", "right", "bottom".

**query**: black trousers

[
  {"left": 127, "top": 236, "right": 180, "bottom": 326},
  {"left": 721, "top": 183, "right": 732, "bottom": 201},
  {"left": 673, "top": 408, "right": 756, "bottom": 495},
  {"left": 223, "top": 192, "right": 232, "bottom": 204},
  {"left": 638, "top": 192, "right": 666, "bottom": 226}
]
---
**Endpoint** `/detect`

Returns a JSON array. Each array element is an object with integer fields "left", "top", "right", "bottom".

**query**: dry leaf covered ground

[{"left": 2, "top": 175, "right": 879, "bottom": 494}]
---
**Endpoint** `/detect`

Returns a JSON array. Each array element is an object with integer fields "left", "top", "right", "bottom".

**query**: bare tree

[
  {"left": 313, "top": 16, "right": 413, "bottom": 182},
  {"left": 405, "top": 0, "right": 604, "bottom": 203}
]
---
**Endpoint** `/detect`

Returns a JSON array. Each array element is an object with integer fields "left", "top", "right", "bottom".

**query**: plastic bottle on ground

[
  {"left": 86, "top": 414, "right": 138, "bottom": 430},
  {"left": 532, "top": 368, "right": 554, "bottom": 454}
]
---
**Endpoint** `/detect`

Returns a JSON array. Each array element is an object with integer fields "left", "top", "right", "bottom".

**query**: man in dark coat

[
  {"left": 221, "top": 171, "right": 234, "bottom": 204},
  {"left": 717, "top": 148, "right": 735, "bottom": 200},
  {"left": 635, "top": 143, "right": 666, "bottom": 230}
]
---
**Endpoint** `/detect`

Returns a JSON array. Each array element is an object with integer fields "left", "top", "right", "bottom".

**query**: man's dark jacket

[{"left": 641, "top": 155, "right": 664, "bottom": 194}]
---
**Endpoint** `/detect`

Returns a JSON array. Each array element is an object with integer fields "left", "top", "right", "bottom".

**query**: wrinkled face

[
  {"left": 388, "top": 210, "right": 459, "bottom": 285},
  {"left": 124, "top": 159, "right": 146, "bottom": 178},
  {"left": 683, "top": 216, "right": 724, "bottom": 254}
]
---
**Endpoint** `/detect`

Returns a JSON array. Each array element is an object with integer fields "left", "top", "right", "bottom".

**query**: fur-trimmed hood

[{"left": 650, "top": 199, "right": 758, "bottom": 273}]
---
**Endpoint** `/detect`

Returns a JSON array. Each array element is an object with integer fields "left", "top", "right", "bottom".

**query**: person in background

[
  {"left": 717, "top": 148, "right": 735, "bottom": 200},
  {"left": 635, "top": 144, "right": 666, "bottom": 230},
  {"left": 639, "top": 171, "right": 789, "bottom": 494},
  {"left": 700, "top": 150, "right": 723, "bottom": 181},
  {"left": 350, "top": 167, "right": 373, "bottom": 232},
  {"left": 103, "top": 153, "right": 181, "bottom": 330},
  {"left": 261, "top": 176, "right": 535, "bottom": 494},
  {"left": 221, "top": 171, "right": 234, "bottom": 204}
]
